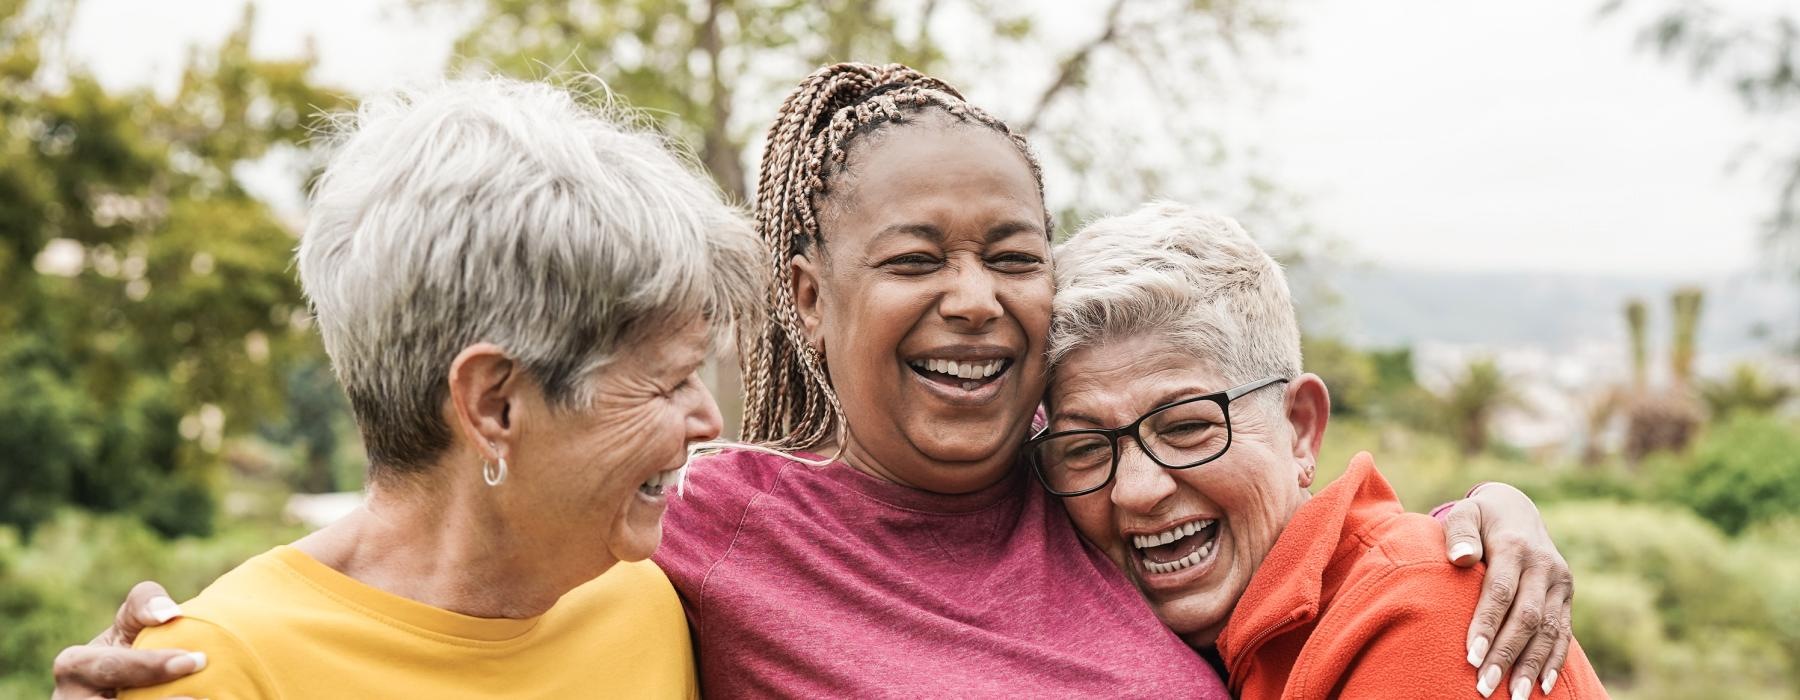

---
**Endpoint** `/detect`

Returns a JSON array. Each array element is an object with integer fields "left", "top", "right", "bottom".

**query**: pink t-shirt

[{"left": 653, "top": 449, "right": 1227, "bottom": 698}]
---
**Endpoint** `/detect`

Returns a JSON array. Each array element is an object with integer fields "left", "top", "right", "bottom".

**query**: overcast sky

[{"left": 63, "top": 0, "right": 1779, "bottom": 277}]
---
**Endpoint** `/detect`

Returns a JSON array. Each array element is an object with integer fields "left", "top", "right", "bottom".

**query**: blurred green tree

[
  {"left": 0, "top": 1, "right": 349, "bottom": 535},
  {"left": 1701, "top": 362, "right": 1794, "bottom": 420},
  {"left": 421, "top": 0, "right": 1289, "bottom": 206},
  {"left": 1300, "top": 336, "right": 1376, "bottom": 416},
  {"left": 1435, "top": 358, "right": 1521, "bottom": 456},
  {"left": 419, "top": 0, "right": 1295, "bottom": 432},
  {"left": 1655, "top": 414, "right": 1800, "bottom": 536}
]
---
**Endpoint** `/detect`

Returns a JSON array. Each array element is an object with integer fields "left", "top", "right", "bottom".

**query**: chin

[
  {"left": 1160, "top": 603, "right": 1231, "bottom": 647},
  {"left": 609, "top": 529, "right": 662, "bottom": 563},
  {"left": 915, "top": 430, "right": 1013, "bottom": 464},
  {"left": 916, "top": 414, "right": 1027, "bottom": 459}
]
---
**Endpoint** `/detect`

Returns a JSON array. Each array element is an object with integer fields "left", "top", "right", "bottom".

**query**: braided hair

[{"left": 740, "top": 62, "right": 1050, "bottom": 451}]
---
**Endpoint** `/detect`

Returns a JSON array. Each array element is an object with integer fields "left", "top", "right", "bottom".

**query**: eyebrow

[
  {"left": 874, "top": 222, "right": 943, "bottom": 243},
  {"left": 986, "top": 219, "right": 1045, "bottom": 243},
  {"left": 872, "top": 219, "right": 1045, "bottom": 245}
]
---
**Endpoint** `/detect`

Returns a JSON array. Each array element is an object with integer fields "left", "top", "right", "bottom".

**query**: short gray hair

[
  {"left": 299, "top": 77, "right": 764, "bottom": 474},
  {"left": 1049, "top": 201, "right": 1301, "bottom": 397}
]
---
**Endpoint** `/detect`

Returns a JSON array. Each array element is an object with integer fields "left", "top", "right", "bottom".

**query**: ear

[
  {"left": 447, "top": 342, "right": 523, "bottom": 463},
  {"left": 1284, "top": 373, "right": 1331, "bottom": 489},
  {"left": 790, "top": 254, "right": 826, "bottom": 350}
]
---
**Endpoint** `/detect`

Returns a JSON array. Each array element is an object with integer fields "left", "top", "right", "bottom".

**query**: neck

[
  {"left": 835, "top": 433, "right": 1017, "bottom": 495},
  {"left": 293, "top": 467, "right": 616, "bottom": 620}
]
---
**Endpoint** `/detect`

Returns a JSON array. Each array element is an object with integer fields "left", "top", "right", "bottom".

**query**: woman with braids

[
  {"left": 656, "top": 63, "right": 1575, "bottom": 696},
  {"left": 59, "top": 64, "right": 1574, "bottom": 698}
]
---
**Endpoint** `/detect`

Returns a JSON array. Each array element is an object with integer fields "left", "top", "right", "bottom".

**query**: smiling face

[
  {"left": 792, "top": 118, "right": 1052, "bottom": 494},
  {"left": 1051, "top": 333, "right": 1321, "bottom": 646},
  {"left": 509, "top": 320, "right": 723, "bottom": 566}
]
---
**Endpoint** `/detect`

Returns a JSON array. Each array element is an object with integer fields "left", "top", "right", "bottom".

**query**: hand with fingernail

[
  {"left": 1441, "top": 483, "right": 1578, "bottom": 698},
  {"left": 52, "top": 581, "right": 205, "bottom": 700}
]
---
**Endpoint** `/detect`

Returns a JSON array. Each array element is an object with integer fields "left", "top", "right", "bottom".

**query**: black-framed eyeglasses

[{"left": 1026, "top": 376, "right": 1290, "bottom": 497}]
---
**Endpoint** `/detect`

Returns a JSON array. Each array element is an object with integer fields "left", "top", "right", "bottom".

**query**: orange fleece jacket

[{"left": 1216, "top": 453, "right": 1607, "bottom": 699}]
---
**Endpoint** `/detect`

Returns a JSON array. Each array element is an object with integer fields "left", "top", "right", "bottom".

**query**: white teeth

[
  {"left": 909, "top": 358, "right": 1009, "bottom": 380},
  {"left": 1144, "top": 537, "right": 1217, "bottom": 574},
  {"left": 1131, "top": 520, "right": 1215, "bottom": 551},
  {"left": 641, "top": 467, "right": 685, "bottom": 490}
]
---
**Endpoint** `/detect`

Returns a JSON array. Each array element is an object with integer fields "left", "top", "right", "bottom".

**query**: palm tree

[
  {"left": 1625, "top": 298, "right": 1649, "bottom": 389},
  {"left": 1669, "top": 287, "right": 1704, "bottom": 388},
  {"left": 1701, "top": 363, "right": 1793, "bottom": 420},
  {"left": 1440, "top": 358, "right": 1520, "bottom": 456},
  {"left": 1623, "top": 290, "right": 1708, "bottom": 464}
]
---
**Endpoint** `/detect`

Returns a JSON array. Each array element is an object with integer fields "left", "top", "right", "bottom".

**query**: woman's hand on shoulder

[
  {"left": 1441, "top": 482, "right": 1574, "bottom": 699},
  {"left": 51, "top": 580, "right": 203, "bottom": 700}
]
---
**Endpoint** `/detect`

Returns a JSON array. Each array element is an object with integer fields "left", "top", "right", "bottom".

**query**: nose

[
  {"left": 1110, "top": 438, "right": 1177, "bottom": 514},
  {"left": 938, "top": 257, "right": 1004, "bottom": 329},
  {"left": 686, "top": 371, "right": 725, "bottom": 444}
]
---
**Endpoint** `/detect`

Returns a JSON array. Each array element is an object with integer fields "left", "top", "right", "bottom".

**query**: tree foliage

[
  {"left": 1701, "top": 362, "right": 1794, "bottom": 420},
  {"left": 418, "top": 0, "right": 1293, "bottom": 224},
  {"left": 1434, "top": 358, "right": 1521, "bottom": 456},
  {"left": 1605, "top": 0, "right": 1800, "bottom": 283},
  {"left": 1654, "top": 413, "right": 1800, "bottom": 536},
  {"left": 0, "top": 1, "right": 348, "bottom": 535}
]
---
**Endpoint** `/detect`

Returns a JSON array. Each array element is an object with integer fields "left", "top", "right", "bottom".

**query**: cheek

[
  {"left": 1065, "top": 497, "right": 1117, "bottom": 548},
  {"left": 832, "top": 282, "right": 929, "bottom": 353},
  {"left": 1004, "top": 276, "right": 1054, "bottom": 345},
  {"left": 1213, "top": 458, "right": 1290, "bottom": 542},
  {"left": 587, "top": 403, "right": 680, "bottom": 467}
]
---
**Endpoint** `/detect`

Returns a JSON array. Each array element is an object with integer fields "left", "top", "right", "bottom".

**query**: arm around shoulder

[{"left": 121, "top": 616, "right": 280, "bottom": 700}]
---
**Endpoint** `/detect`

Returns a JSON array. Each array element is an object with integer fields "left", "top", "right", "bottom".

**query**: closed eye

[
  {"left": 882, "top": 253, "right": 942, "bottom": 274},
  {"left": 986, "top": 252, "right": 1044, "bottom": 272},
  {"left": 658, "top": 375, "right": 697, "bottom": 398}
]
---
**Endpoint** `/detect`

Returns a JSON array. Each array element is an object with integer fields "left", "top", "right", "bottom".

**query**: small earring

[{"left": 483, "top": 456, "right": 508, "bottom": 486}]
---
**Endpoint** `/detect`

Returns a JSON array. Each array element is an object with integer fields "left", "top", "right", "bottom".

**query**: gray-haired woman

[{"left": 60, "top": 76, "right": 762, "bottom": 699}]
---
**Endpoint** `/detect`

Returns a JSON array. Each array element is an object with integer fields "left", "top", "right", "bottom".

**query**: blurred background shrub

[{"left": 4, "top": 0, "right": 1799, "bottom": 697}]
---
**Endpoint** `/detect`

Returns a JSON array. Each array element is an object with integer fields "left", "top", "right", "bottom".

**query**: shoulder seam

[{"left": 151, "top": 615, "right": 286, "bottom": 700}]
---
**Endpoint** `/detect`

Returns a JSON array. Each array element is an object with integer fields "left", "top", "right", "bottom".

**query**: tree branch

[{"left": 1020, "top": 0, "right": 1130, "bottom": 134}]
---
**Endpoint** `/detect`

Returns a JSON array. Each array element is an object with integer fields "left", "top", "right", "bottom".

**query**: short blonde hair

[{"left": 1049, "top": 201, "right": 1301, "bottom": 393}]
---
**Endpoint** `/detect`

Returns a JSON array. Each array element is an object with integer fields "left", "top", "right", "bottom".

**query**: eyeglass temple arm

[{"left": 1225, "top": 376, "right": 1290, "bottom": 401}]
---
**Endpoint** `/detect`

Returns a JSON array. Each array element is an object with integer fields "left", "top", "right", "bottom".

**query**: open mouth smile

[
  {"left": 637, "top": 466, "right": 684, "bottom": 499},
  {"left": 906, "top": 357, "right": 1013, "bottom": 391},
  {"left": 1131, "top": 519, "right": 1219, "bottom": 575}
]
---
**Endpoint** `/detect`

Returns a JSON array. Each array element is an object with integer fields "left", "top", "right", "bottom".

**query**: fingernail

[
  {"left": 165, "top": 651, "right": 206, "bottom": 674},
  {"left": 1449, "top": 541, "right": 1477, "bottom": 563},
  {"left": 1467, "top": 635, "right": 1488, "bottom": 667},
  {"left": 1541, "top": 668, "right": 1558, "bottom": 695},
  {"left": 1511, "top": 676, "right": 1532, "bottom": 700},
  {"left": 148, "top": 596, "right": 183, "bottom": 623},
  {"left": 1477, "top": 665, "right": 1501, "bottom": 698}
]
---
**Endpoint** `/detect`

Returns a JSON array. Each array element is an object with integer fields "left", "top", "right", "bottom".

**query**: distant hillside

[{"left": 1309, "top": 266, "right": 1797, "bottom": 359}]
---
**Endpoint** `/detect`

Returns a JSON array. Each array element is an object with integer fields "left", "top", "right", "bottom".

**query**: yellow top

[{"left": 124, "top": 545, "right": 697, "bottom": 700}]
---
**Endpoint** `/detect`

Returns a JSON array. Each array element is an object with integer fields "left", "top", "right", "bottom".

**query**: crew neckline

[
  {"left": 270, "top": 545, "right": 544, "bottom": 643},
  {"left": 795, "top": 450, "right": 1028, "bottom": 514}
]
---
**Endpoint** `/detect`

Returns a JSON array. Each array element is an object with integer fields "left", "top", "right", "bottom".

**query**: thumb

[
  {"left": 1442, "top": 499, "right": 1484, "bottom": 567},
  {"left": 114, "top": 581, "right": 181, "bottom": 644}
]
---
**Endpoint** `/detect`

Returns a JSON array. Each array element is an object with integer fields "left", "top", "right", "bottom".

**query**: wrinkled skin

[{"left": 51, "top": 118, "right": 1573, "bottom": 699}]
